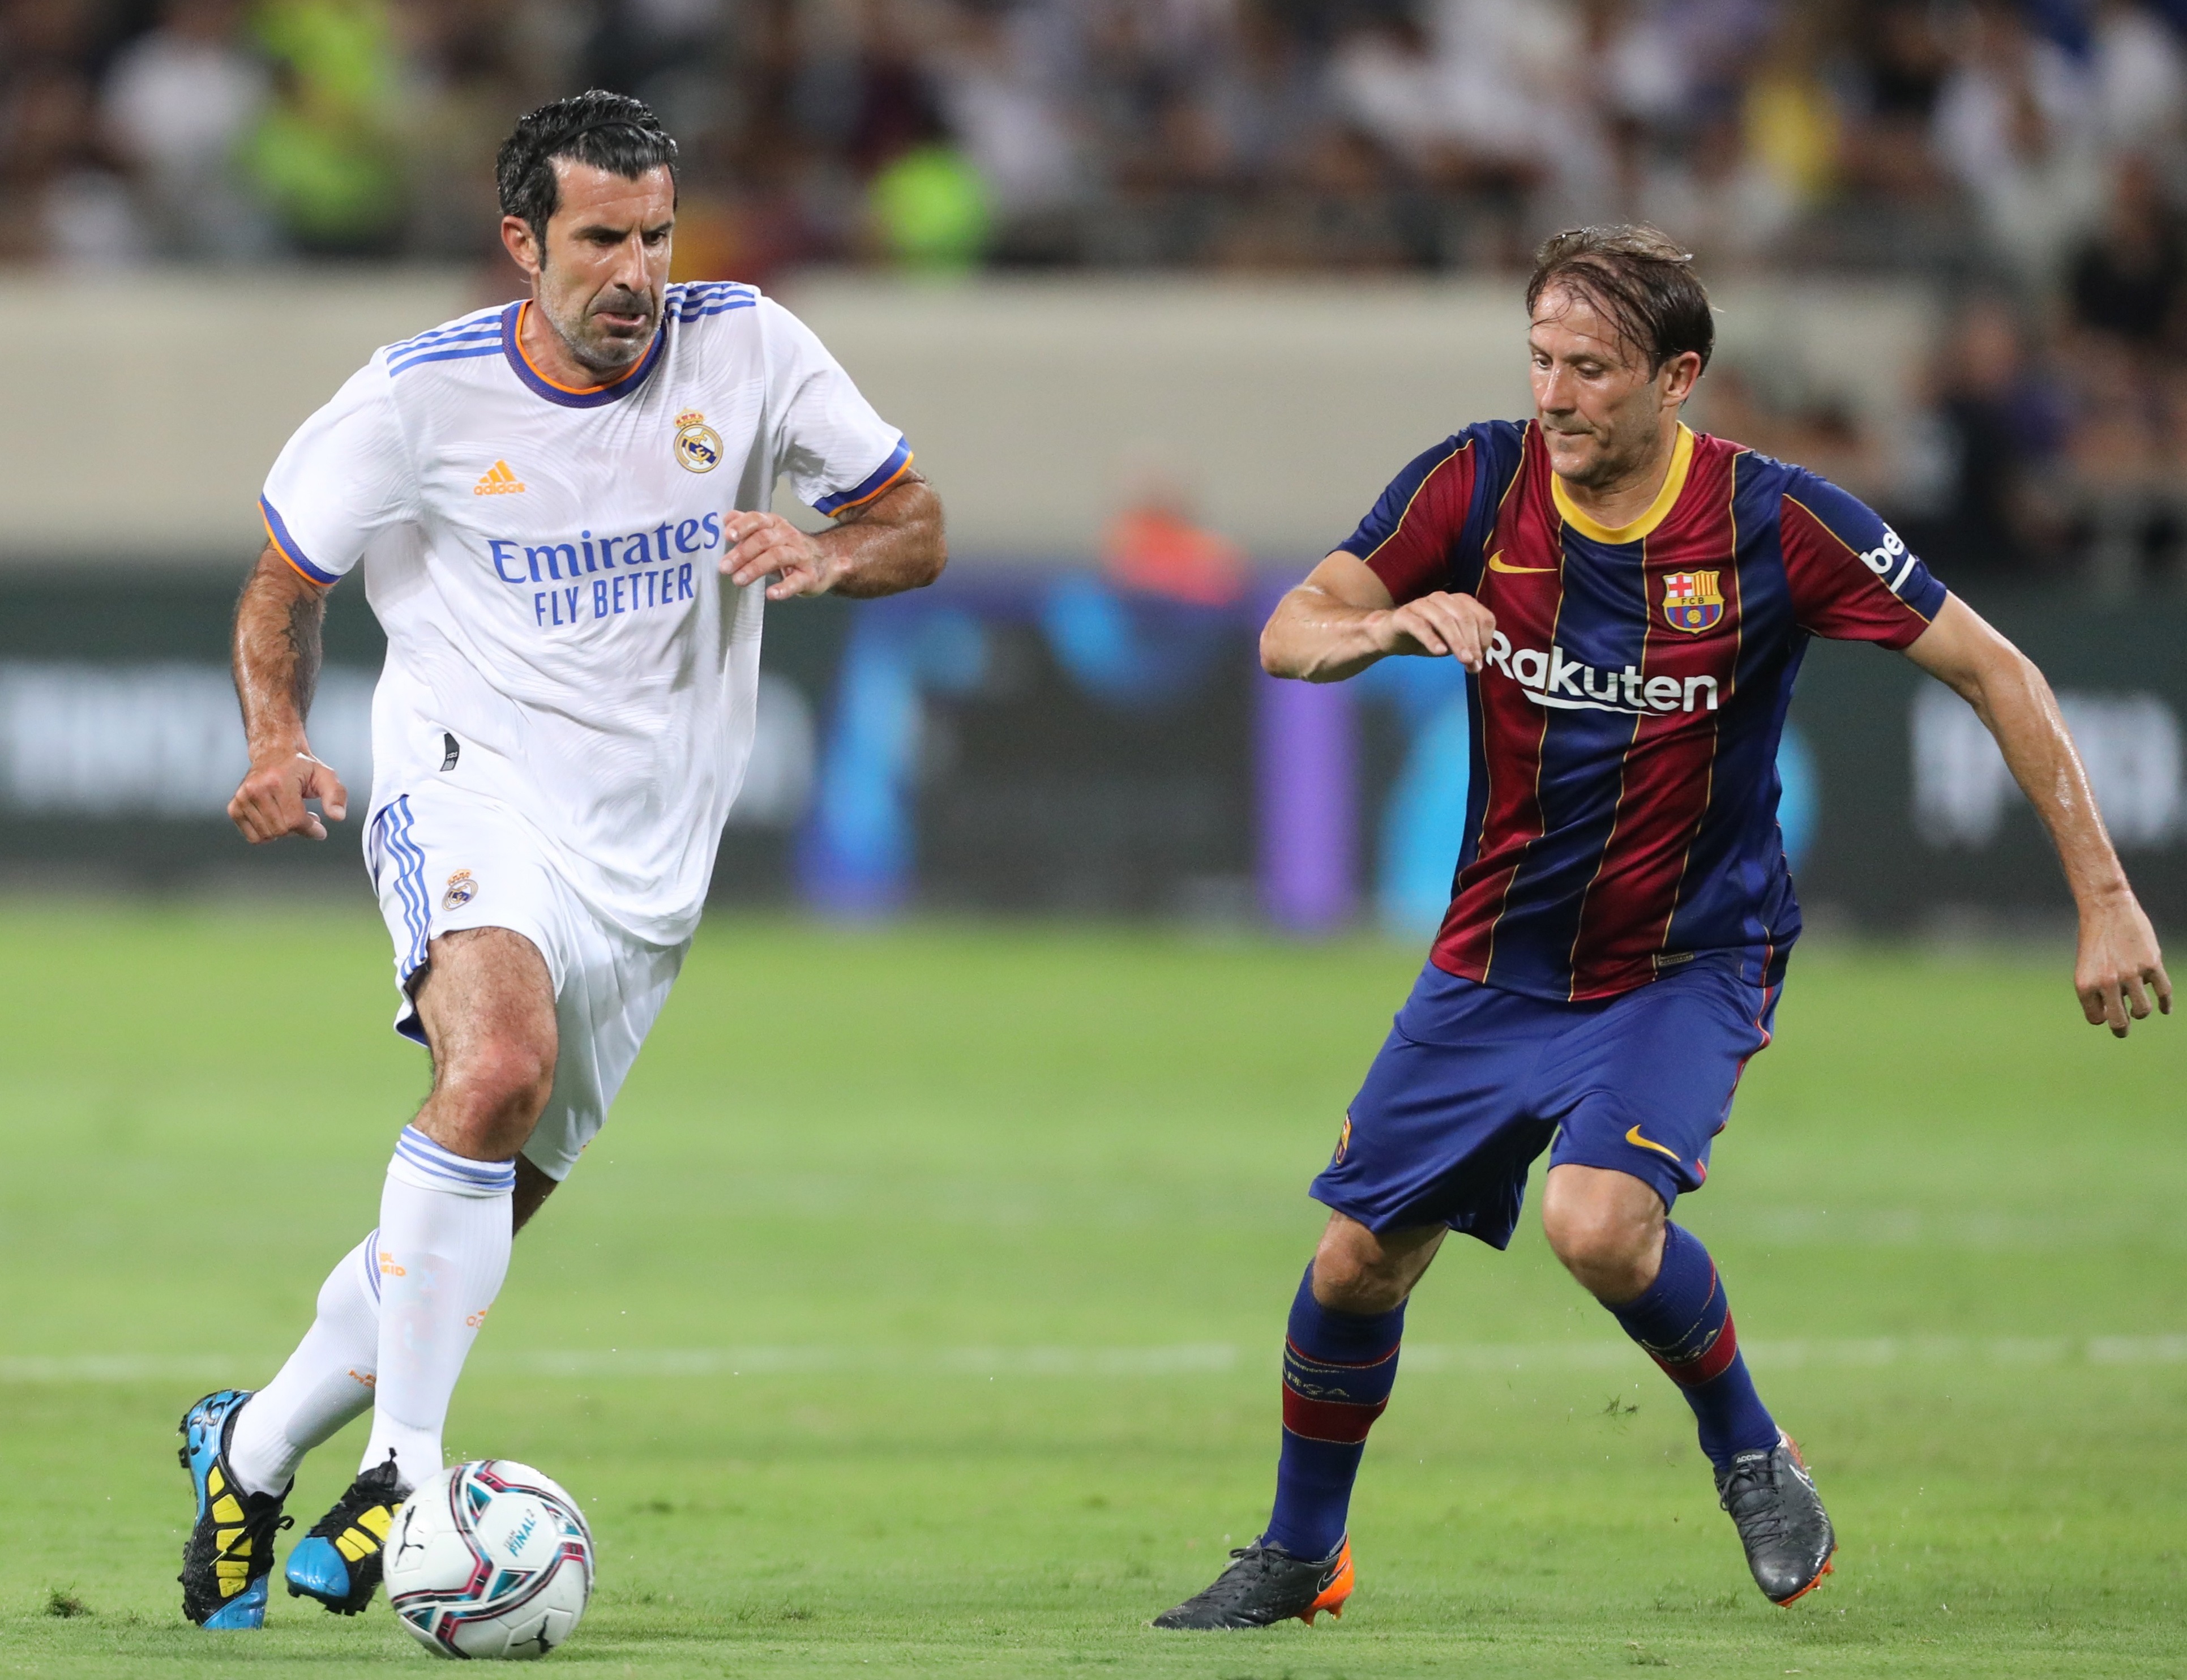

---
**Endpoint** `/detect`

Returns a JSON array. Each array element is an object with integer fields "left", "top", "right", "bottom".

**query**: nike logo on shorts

[{"left": 1624, "top": 1124, "right": 1685, "bottom": 1164}]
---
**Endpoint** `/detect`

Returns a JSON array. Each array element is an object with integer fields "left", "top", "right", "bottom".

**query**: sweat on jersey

[
  {"left": 1338, "top": 420, "right": 1948, "bottom": 1003},
  {"left": 259, "top": 284, "right": 912, "bottom": 946}
]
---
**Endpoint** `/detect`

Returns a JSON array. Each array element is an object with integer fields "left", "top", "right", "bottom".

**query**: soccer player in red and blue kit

[{"left": 1155, "top": 226, "right": 2172, "bottom": 1630}]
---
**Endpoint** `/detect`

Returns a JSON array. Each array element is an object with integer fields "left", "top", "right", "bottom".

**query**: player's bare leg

[
  {"left": 406, "top": 927, "right": 558, "bottom": 1161},
  {"left": 1154, "top": 1212, "right": 1443, "bottom": 1630},
  {"left": 514, "top": 1156, "right": 560, "bottom": 1232},
  {"left": 1308, "top": 1212, "right": 1446, "bottom": 1313},
  {"left": 185, "top": 930, "right": 558, "bottom": 1625},
  {"left": 278, "top": 929, "right": 555, "bottom": 1617},
  {"left": 1543, "top": 1164, "right": 1834, "bottom": 1604}
]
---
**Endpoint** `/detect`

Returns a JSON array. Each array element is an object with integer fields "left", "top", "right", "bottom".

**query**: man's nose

[{"left": 609, "top": 232, "right": 650, "bottom": 292}]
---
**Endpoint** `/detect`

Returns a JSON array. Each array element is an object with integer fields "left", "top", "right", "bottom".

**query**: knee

[
  {"left": 1311, "top": 1222, "right": 1423, "bottom": 1315},
  {"left": 1542, "top": 1191, "right": 1661, "bottom": 1304},
  {"left": 433, "top": 1039, "right": 555, "bottom": 1154}
]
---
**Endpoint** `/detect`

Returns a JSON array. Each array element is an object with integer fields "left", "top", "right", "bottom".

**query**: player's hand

[
  {"left": 229, "top": 750, "right": 348, "bottom": 844},
  {"left": 1374, "top": 591, "right": 1497, "bottom": 671},
  {"left": 2074, "top": 891, "right": 2171, "bottom": 1037},
  {"left": 722, "top": 511, "right": 842, "bottom": 600}
]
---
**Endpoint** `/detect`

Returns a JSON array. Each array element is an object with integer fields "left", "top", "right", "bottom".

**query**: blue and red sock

[
  {"left": 1607, "top": 1222, "right": 1778, "bottom": 1468},
  {"left": 1263, "top": 1263, "right": 1403, "bottom": 1562}
]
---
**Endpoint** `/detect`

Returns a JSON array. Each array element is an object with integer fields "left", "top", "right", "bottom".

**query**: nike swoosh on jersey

[
  {"left": 1486, "top": 552, "right": 1556, "bottom": 574},
  {"left": 1624, "top": 1124, "right": 1685, "bottom": 1164}
]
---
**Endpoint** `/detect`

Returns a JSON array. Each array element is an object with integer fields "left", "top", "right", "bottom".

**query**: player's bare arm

[
  {"left": 228, "top": 544, "right": 348, "bottom": 844},
  {"left": 1904, "top": 596, "right": 2171, "bottom": 1036},
  {"left": 1260, "top": 550, "right": 1495, "bottom": 682},
  {"left": 721, "top": 470, "right": 947, "bottom": 601}
]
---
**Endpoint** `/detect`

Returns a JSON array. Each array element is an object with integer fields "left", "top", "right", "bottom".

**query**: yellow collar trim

[{"left": 1550, "top": 424, "right": 1695, "bottom": 545}]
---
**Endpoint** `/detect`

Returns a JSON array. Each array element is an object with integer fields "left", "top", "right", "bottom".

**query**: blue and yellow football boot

[
  {"left": 285, "top": 1450, "right": 405, "bottom": 1615},
  {"left": 176, "top": 1390, "right": 292, "bottom": 1629}
]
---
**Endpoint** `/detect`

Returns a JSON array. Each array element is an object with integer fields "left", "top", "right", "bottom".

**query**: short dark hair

[
  {"left": 495, "top": 90, "right": 679, "bottom": 247},
  {"left": 1525, "top": 225, "right": 1714, "bottom": 375}
]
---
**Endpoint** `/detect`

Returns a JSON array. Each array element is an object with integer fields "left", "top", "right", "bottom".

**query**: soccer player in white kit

[{"left": 175, "top": 92, "right": 945, "bottom": 1630}]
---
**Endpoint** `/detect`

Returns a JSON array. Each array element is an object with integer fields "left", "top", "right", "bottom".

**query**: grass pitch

[{"left": 0, "top": 904, "right": 2180, "bottom": 1677}]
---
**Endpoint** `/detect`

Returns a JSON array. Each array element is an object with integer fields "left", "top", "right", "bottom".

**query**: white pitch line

[{"left": 2, "top": 1336, "right": 2182, "bottom": 1384}]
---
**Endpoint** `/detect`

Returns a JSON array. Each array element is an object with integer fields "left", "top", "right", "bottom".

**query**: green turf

[{"left": 0, "top": 904, "right": 2180, "bottom": 1676}]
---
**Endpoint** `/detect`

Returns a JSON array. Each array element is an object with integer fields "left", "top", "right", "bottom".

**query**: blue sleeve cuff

[
  {"left": 812, "top": 437, "right": 912, "bottom": 517},
  {"left": 259, "top": 496, "right": 341, "bottom": 585}
]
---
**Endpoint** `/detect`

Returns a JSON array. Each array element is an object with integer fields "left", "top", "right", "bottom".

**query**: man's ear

[
  {"left": 500, "top": 213, "right": 541, "bottom": 276},
  {"left": 1660, "top": 350, "right": 1703, "bottom": 408}
]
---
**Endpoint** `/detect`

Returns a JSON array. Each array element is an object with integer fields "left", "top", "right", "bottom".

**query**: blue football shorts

[{"left": 1310, "top": 954, "right": 1781, "bottom": 1247}]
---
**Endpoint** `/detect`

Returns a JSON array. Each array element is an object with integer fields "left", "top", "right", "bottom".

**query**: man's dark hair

[
  {"left": 1526, "top": 225, "right": 1714, "bottom": 375},
  {"left": 495, "top": 90, "right": 679, "bottom": 248}
]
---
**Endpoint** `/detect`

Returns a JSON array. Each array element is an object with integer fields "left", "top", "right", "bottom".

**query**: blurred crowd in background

[{"left": 7, "top": 0, "right": 2187, "bottom": 583}]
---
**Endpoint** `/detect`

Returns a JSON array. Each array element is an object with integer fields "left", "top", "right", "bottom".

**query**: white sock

[
  {"left": 228, "top": 1234, "right": 383, "bottom": 1498},
  {"left": 361, "top": 1126, "right": 513, "bottom": 1493}
]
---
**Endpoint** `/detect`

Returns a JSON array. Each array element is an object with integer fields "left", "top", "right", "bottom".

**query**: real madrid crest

[
  {"left": 673, "top": 409, "right": 722, "bottom": 473},
  {"left": 443, "top": 869, "right": 477, "bottom": 911}
]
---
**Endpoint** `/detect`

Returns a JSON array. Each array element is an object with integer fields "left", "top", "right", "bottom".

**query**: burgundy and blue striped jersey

[{"left": 1338, "top": 420, "right": 1948, "bottom": 1003}]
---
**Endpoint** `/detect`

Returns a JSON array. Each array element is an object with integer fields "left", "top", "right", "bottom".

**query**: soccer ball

[{"left": 384, "top": 1460, "right": 594, "bottom": 1660}]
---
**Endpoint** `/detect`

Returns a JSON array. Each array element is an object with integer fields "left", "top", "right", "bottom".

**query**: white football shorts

[{"left": 365, "top": 785, "right": 687, "bottom": 1181}]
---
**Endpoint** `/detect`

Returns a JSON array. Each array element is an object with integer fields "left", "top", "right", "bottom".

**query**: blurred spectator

[
  {"left": 2088, "top": 0, "right": 2186, "bottom": 154},
  {"left": 928, "top": 2, "right": 1082, "bottom": 260},
  {"left": 1335, "top": 1, "right": 1578, "bottom": 198},
  {"left": 1798, "top": 0, "right": 1966, "bottom": 270},
  {"left": 0, "top": 69, "right": 145, "bottom": 266},
  {"left": 2061, "top": 328, "right": 2172, "bottom": 588},
  {"left": 1639, "top": 0, "right": 1826, "bottom": 271},
  {"left": 102, "top": 0, "right": 272, "bottom": 259},
  {"left": 868, "top": 126, "right": 991, "bottom": 269},
  {"left": 1935, "top": 0, "right": 2103, "bottom": 287},
  {"left": 1638, "top": 109, "right": 1796, "bottom": 268},
  {"left": 1739, "top": 2, "right": 1837, "bottom": 210},
  {"left": 1844, "top": 0, "right": 1953, "bottom": 147},
  {"left": 1102, "top": 465, "right": 1247, "bottom": 608},
  {"left": 2067, "top": 150, "right": 2187, "bottom": 347},
  {"left": 1201, "top": 0, "right": 1329, "bottom": 189},
  {"left": 583, "top": 0, "right": 729, "bottom": 115},
  {"left": 242, "top": 0, "right": 408, "bottom": 256},
  {"left": 1901, "top": 297, "right": 2072, "bottom": 578},
  {"left": 400, "top": 0, "right": 549, "bottom": 262},
  {"left": 0, "top": 0, "right": 141, "bottom": 264}
]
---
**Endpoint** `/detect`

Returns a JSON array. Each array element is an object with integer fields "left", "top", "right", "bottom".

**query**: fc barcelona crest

[{"left": 1662, "top": 570, "right": 1724, "bottom": 634}]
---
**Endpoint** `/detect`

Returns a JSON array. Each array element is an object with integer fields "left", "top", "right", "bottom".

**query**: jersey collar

[
  {"left": 501, "top": 301, "right": 665, "bottom": 408},
  {"left": 1549, "top": 422, "right": 1695, "bottom": 545}
]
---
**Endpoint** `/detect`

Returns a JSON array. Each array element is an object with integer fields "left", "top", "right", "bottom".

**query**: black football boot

[
  {"left": 1717, "top": 1432, "right": 1836, "bottom": 1605},
  {"left": 1152, "top": 1537, "right": 1353, "bottom": 1630}
]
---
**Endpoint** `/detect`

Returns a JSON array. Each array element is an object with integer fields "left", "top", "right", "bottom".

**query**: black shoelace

[
  {"left": 306, "top": 1450, "right": 403, "bottom": 1540},
  {"left": 1719, "top": 1460, "right": 1789, "bottom": 1544}
]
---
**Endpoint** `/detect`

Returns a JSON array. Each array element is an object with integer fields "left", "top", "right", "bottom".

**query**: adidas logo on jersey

[{"left": 473, "top": 460, "right": 527, "bottom": 496}]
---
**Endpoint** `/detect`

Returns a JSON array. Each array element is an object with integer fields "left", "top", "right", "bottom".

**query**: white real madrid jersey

[{"left": 259, "top": 283, "right": 910, "bottom": 944}]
